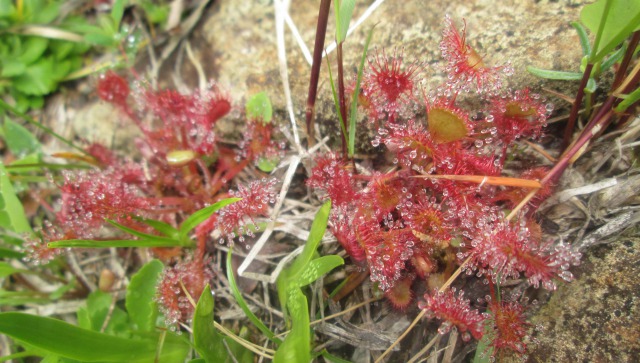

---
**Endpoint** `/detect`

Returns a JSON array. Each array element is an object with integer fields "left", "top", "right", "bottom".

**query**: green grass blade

[
  {"left": 178, "top": 198, "right": 241, "bottom": 242},
  {"left": 0, "top": 290, "right": 49, "bottom": 305},
  {"left": 126, "top": 259, "right": 163, "bottom": 332},
  {"left": 526, "top": 66, "right": 583, "bottom": 80},
  {"left": 106, "top": 219, "right": 178, "bottom": 245},
  {"left": 137, "top": 218, "right": 179, "bottom": 240},
  {"left": 0, "top": 312, "right": 157, "bottom": 362},
  {"left": 48, "top": 239, "right": 183, "bottom": 248},
  {"left": 226, "top": 248, "right": 281, "bottom": 344},
  {"left": 348, "top": 26, "right": 374, "bottom": 157},
  {"left": 0, "top": 162, "right": 31, "bottom": 234},
  {"left": 192, "top": 284, "right": 227, "bottom": 362},
  {"left": 326, "top": 53, "right": 348, "bottom": 139}
]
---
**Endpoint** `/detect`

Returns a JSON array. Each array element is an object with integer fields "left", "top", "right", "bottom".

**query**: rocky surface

[
  {"left": 507, "top": 238, "right": 640, "bottom": 363},
  {"left": 200, "top": 0, "right": 588, "bottom": 134}
]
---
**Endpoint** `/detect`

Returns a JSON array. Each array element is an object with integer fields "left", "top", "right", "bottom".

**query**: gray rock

[
  {"left": 506, "top": 239, "right": 640, "bottom": 363},
  {"left": 201, "top": 0, "right": 587, "bottom": 141}
]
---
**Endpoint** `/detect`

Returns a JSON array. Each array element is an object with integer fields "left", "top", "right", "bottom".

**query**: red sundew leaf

[
  {"left": 427, "top": 107, "right": 469, "bottom": 143},
  {"left": 362, "top": 47, "right": 421, "bottom": 119},
  {"left": 97, "top": 71, "right": 129, "bottom": 107},
  {"left": 384, "top": 275, "right": 414, "bottom": 310},
  {"left": 487, "top": 301, "right": 530, "bottom": 356},
  {"left": 420, "top": 289, "right": 486, "bottom": 342},
  {"left": 439, "top": 15, "right": 513, "bottom": 95}
]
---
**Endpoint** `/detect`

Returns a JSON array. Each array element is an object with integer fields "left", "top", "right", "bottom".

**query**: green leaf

[
  {"left": 273, "top": 289, "right": 310, "bottom": 363},
  {"left": 0, "top": 290, "right": 49, "bottom": 305},
  {"left": 526, "top": 66, "right": 584, "bottom": 80},
  {"left": 320, "top": 349, "right": 353, "bottom": 363},
  {"left": 296, "top": 255, "right": 344, "bottom": 288},
  {"left": 0, "top": 312, "right": 156, "bottom": 362},
  {"left": 7, "top": 153, "right": 44, "bottom": 174},
  {"left": 472, "top": 321, "right": 493, "bottom": 363},
  {"left": 277, "top": 201, "right": 331, "bottom": 314},
  {"left": 571, "top": 21, "right": 592, "bottom": 57},
  {"left": 348, "top": 25, "right": 374, "bottom": 157},
  {"left": 18, "top": 37, "right": 49, "bottom": 64},
  {"left": 581, "top": 0, "right": 640, "bottom": 63},
  {"left": 78, "top": 290, "right": 130, "bottom": 336},
  {"left": 3, "top": 117, "right": 41, "bottom": 156},
  {"left": 601, "top": 43, "right": 626, "bottom": 71},
  {"left": 335, "top": 0, "right": 356, "bottom": 43},
  {"left": 245, "top": 92, "right": 272, "bottom": 124},
  {"left": 178, "top": 198, "right": 241, "bottom": 243},
  {"left": 0, "top": 162, "right": 31, "bottom": 234},
  {"left": 84, "top": 32, "right": 118, "bottom": 47},
  {"left": 48, "top": 239, "right": 183, "bottom": 248},
  {"left": 615, "top": 86, "right": 640, "bottom": 112},
  {"left": 139, "top": 1, "right": 169, "bottom": 24},
  {"left": 0, "top": 312, "right": 189, "bottom": 362},
  {"left": 29, "top": 1, "right": 59, "bottom": 24},
  {"left": 286, "top": 201, "right": 330, "bottom": 277},
  {"left": 138, "top": 218, "right": 179, "bottom": 240},
  {"left": 585, "top": 77, "right": 597, "bottom": 93},
  {"left": 105, "top": 219, "right": 179, "bottom": 245},
  {"left": 126, "top": 259, "right": 163, "bottom": 332},
  {"left": 1, "top": 59, "right": 26, "bottom": 77},
  {"left": 13, "top": 59, "right": 57, "bottom": 96},
  {"left": 226, "top": 248, "right": 280, "bottom": 344},
  {"left": 111, "top": 0, "right": 127, "bottom": 26},
  {"left": 192, "top": 284, "right": 227, "bottom": 362},
  {"left": 225, "top": 326, "right": 254, "bottom": 363},
  {"left": 257, "top": 156, "right": 278, "bottom": 172}
]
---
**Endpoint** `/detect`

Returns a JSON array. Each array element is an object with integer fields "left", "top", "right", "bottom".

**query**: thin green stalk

[
  {"left": 589, "top": 0, "right": 612, "bottom": 63},
  {"left": 326, "top": 53, "right": 348, "bottom": 139},
  {"left": 348, "top": 26, "right": 375, "bottom": 158}
]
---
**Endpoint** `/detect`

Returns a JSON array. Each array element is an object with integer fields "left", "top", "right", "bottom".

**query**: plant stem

[
  {"left": 305, "top": 0, "right": 332, "bottom": 147},
  {"left": 562, "top": 63, "right": 594, "bottom": 150},
  {"left": 544, "top": 95, "right": 617, "bottom": 186},
  {"left": 336, "top": 42, "right": 349, "bottom": 158},
  {"left": 612, "top": 31, "right": 640, "bottom": 90}
]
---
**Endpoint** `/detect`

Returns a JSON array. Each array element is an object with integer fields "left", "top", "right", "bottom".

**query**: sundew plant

[
  {"left": 0, "top": 0, "right": 638, "bottom": 362},
  {"left": 307, "top": 14, "right": 580, "bottom": 359}
]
